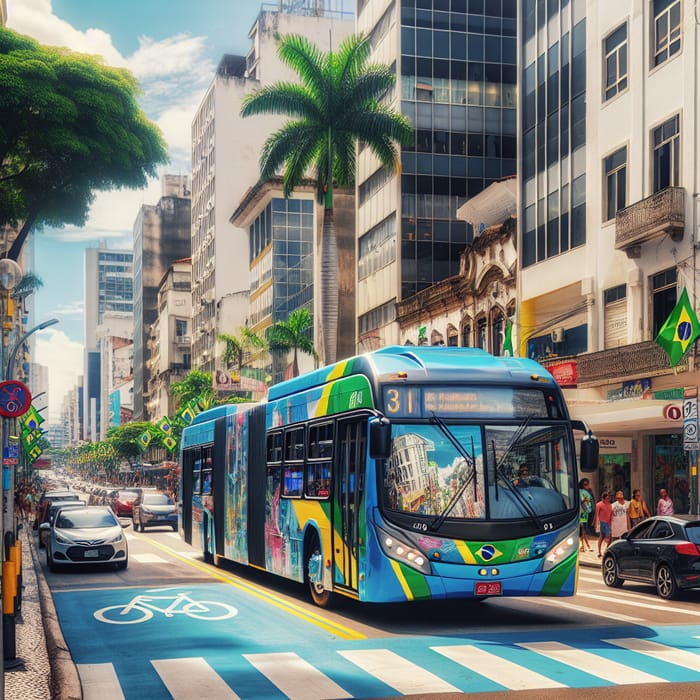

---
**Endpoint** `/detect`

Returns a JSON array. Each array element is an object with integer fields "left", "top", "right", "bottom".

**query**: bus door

[
  {"left": 181, "top": 448, "right": 195, "bottom": 544},
  {"left": 334, "top": 419, "right": 367, "bottom": 592}
]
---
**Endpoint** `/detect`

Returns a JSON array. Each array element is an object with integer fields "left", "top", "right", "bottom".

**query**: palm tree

[
  {"left": 266, "top": 307, "right": 317, "bottom": 380},
  {"left": 217, "top": 326, "right": 266, "bottom": 375},
  {"left": 241, "top": 33, "right": 412, "bottom": 365}
]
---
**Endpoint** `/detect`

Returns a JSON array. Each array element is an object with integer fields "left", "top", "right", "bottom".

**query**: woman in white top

[{"left": 610, "top": 490, "right": 631, "bottom": 539}]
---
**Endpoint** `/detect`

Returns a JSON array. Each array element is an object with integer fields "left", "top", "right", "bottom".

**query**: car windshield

[
  {"left": 117, "top": 491, "right": 138, "bottom": 500},
  {"left": 381, "top": 422, "right": 575, "bottom": 521},
  {"left": 143, "top": 493, "right": 174, "bottom": 505},
  {"left": 56, "top": 510, "right": 118, "bottom": 529}
]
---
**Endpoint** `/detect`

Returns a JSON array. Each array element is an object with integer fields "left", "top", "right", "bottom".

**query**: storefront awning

[{"left": 569, "top": 398, "right": 682, "bottom": 434}]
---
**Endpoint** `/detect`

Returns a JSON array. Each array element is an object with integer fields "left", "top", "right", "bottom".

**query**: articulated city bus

[{"left": 179, "top": 346, "right": 598, "bottom": 607}]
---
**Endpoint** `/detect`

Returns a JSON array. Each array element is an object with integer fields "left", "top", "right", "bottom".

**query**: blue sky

[{"left": 6, "top": 0, "right": 264, "bottom": 418}]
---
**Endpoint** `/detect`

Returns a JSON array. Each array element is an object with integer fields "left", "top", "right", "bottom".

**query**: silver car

[
  {"left": 133, "top": 491, "right": 178, "bottom": 531},
  {"left": 41, "top": 505, "right": 129, "bottom": 572}
]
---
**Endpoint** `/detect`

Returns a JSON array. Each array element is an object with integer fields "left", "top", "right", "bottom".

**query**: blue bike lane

[{"left": 53, "top": 582, "right": 700, "bottom": 699}]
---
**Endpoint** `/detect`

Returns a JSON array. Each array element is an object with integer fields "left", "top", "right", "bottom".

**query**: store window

[
  {"left": 653, "top": 434, "right": 688, "bottom": 514},
  {"left": 598, "top": 453, "right": 631, "bottom": 500}
]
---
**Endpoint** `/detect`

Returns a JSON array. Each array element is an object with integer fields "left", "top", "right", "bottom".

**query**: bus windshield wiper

[{"left": 429, "top": 412, "right": 477, "bottom": 531}]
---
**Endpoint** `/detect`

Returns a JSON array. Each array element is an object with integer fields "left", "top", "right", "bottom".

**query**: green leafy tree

[
  {"left": 170, "top": 369, "right": 216, "bottom": 409},
  {"left": 0, "top": 27, "right": 168, "bottom": 260},
  {"left": 241, "top": 33, "right": 412, "bottom": 364},
  {"left": 266, "top": 307, "right": 317, "bottom": 379},
  {"left": 106, "top": 422, "right": 154, "bottom": 463},
  {"left": 217, "top": 326, "right": 266, "bottom": 373}
]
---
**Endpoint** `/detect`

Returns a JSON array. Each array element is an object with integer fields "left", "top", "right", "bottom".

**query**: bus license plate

[
  {"left": 84, "top": 549, "right": 99, "bottom": 558},
  {"left": 474, "top": 582, "right": 502, "bottom": 596}
]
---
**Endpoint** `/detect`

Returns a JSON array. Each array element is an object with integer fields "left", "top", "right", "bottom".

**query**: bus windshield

[{"left": 380, "top": 421, "right": 575, "bottom": 521}]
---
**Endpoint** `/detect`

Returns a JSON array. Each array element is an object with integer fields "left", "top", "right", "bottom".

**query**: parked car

[
  {"left": 40, "top": 505, "right": 129, "bottom": 572},
  {"left": 38, "top": 500, "right": 86, "bottom": 548},
  {"left": 133, "top": 491, "right": 177, "bottom": 531},
  {"left": 110, "top": 490, "right": 139, "bottom": 517},
  {"left": 602, "top": 515, "right": 700, "bottom": 599},
  {"left": 35, "top": 490, "right": 82, "bottom": 531}
]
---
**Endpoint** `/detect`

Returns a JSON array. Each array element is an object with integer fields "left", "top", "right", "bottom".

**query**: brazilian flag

[
  {"left": 138, "top": 430, "right": 152, "bottom": 450},
  {"left": 655, "top": 288, "right": 700, "bottom": 368},
  {"left": 157, "top": 417, "right": 172, "bottom": 434},
  {"left": 179, "top": 405, "right": 196, "bottom": 425},
  {"left": 163, "top": 436, "right": 177, "bottom": 451}
]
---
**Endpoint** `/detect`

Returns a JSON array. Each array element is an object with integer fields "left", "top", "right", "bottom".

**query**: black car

[{"left": 602, "top": 516, "right": 700, "bottom": 599}]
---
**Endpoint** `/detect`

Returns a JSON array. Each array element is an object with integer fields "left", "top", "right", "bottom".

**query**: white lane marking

[
  {"left": 244, "top": 652, "right": 351, "bottom": 700},
  {"left": 339, "top": 648, "right": 461, "bottom": 695},
  {"left": 166, "top": 532, "right": 181, "bottom": 539},
  {"left": 152, "top": 657, "right": 241, "bottom": 699},
  {"left": 579, "top": 592, "right": 700, "bottom": 617},
  {"left": 603, "top": 638, "right": 700, "bottom": 671},
  {"left": 130, "top": 553, "right": 169, "bottom": 564},
  {"left": 527, "top": 597, "right": 645, "bottom": 623},
  {"left": 520, "top": 642, "right": 667, "bottom": 684},
  {"left": 77, "top": 663, "right": 125, "bottom": 700},
  {"left": 433, "top": 644, "right": 566, "bottom": 690}
]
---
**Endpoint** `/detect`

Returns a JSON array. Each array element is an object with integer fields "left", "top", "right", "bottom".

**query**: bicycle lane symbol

[{"left": 94, "top": 586, "right": 239, "bottom": 625}]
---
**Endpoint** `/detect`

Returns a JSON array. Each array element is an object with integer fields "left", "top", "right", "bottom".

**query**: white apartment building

[
  {"left": 145, "top": 258, "right": 192, "bottom": 420},
  {"left": 518, "top": 0, "right": 699, "bottom": 514},
  {"left": 190, "top": 2, "right": 354, "bottom": 374}
]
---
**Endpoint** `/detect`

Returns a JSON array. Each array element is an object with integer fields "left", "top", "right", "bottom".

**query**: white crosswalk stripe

[
  {"left": 603, "top": 638, "right": 700, "bottom": 671},
  {"left": 130, "top": 553, "right": 169, "bottom": 564},
  {"left": 519, "top": 641, "right": 668, "bottom": 684},
  {"left": 152, "top": 657, "right": 241, "bottom": 699},
  {"left": 77, "top": 663, "right": 125, "bottom": 700},
  {"left": 339, "top": 648, "right": 461, "bottom": 694},
  {"left": 432, "top": 644, "right": 565, "bottom": 690},
  {"left": 75, "top": 636, "right": 700, "bottom": 698},
  {"left": 579, "top": 591, "right": 700, "bottom": 617},
  {"left": 243, "top": 651, "right": 351, "bottom": 699}
]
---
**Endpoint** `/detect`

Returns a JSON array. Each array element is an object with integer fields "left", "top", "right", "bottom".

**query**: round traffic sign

[{"left": 0, "top": 380, "right": 32, "bottom": 418}]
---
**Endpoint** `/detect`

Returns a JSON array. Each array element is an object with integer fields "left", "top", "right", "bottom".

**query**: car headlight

[
  {"left": 376, "top": 525, "right": 432, "bottom": 575},
  {"left": 541, "top": 529, "right": 578, "bottom": 571},
  {"left": 54, "top": 533, "right": 71, "bottom": 545},
  {"left": 106, "top": 532, "right": 123, "bottom": 544},
  {"left": 141, "top": 507, "right": 153, "bottom": 514}
]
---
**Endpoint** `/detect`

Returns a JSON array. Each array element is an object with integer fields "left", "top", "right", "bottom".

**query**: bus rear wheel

[{"left": 306, "top": 534, "right": 333, "bottom": 608}]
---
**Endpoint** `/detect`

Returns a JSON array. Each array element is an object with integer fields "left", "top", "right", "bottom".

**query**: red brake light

[{"left": 675, "top": 542, "right": 700, "bottom": 556}]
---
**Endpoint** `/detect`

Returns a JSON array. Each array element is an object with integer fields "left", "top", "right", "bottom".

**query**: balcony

[
  {"left": 175, "top": 335, "right": 191, "bottom": 345},
  {"left": 541, "top": 340, "right": 686, "bottom": 385},
  {"left": 615, "top": 187, "right": 685, "bottom": 257}
]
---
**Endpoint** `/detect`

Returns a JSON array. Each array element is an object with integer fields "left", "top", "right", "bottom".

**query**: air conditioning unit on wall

[{"left": 551, "top": 327, "right": 565, "bottom": 343}]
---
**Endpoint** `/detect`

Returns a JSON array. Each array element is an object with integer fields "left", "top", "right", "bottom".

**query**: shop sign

[
  {"left": 599, "top": 437, "right": 632, "bottom": 452},
  {"left": 622, "top": 378, "right": 652, "bottom": 399},
  {"left": 607, "top": 387, "right": 624, "bottom": 401},
  {"left": 683, "top": 398, "right": 700, "bottom": 451},
  {"left": 653, "top": 387, "right": 685, "bottom": 400},
  {"left": 663, "top": 404, "right": 682, "bottom": 421},
  {"left": 548, "top": 360, "right": 577, "bottom": 387}
]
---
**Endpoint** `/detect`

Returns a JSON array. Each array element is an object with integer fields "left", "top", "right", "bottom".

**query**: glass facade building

[
  {"left": 520, "top": 0, "right": 586, "bottom": 268},
  {"left": 97, "top": 251, "right": 133, "bottom": 318}
]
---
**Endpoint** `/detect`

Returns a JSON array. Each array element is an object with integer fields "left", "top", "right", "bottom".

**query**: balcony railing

[
  {"left": 541, "top": 340, "right": 686, "bottom": 384},
  {"left": 615, "top": 186, "right": 685, "bottom": 256}
]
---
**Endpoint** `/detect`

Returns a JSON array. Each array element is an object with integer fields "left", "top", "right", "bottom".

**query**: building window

[
  {"left": 461, "top": 320, "right": 471, "bottom": 347},
  {"left": 476, "top": 317, "right": 487, "bottom": 350},
  {"left": 604, "top": 284, "right": 627, "bottom": 349},
  {"left": 491, "top": 310, "right": 504, "bottom": 356},
  {"left": 653, "top": 0, "right": 681, "bottom": 67},
  {"left": 652, "top": 115, "right": 680, "bottom": 192},
  {"left": 604, "top": 23, "right": 627, "bottom": 101},
  {"left": 651, "top": 267, "right": 677, "bottom": 338},
  {"left": 604, "top": 146, "right": 627, "bottom": 221}
]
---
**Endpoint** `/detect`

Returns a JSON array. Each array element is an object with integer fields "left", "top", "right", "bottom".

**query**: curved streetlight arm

[{"left": 6, "top": 318, "right": 59, "bottom": 381}]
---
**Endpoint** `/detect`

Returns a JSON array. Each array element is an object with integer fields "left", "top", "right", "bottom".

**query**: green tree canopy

[
  {"left": 170, "top": 369, "right": 216, "bottom": 409},
  {"left": 106, "top": 421, "right": 154, "bottom": 461},
  {"left": 0, "top": 27, "right": 168, "bottom": 260},
  {"left": 266, "top": 307, "right": 317, "bottom": 379},
  {"left": 217, "top": 326, "right": 266, "bottom": 371},
  {"left": 241, "top": 33, "right": 412, "bottom": 364}
]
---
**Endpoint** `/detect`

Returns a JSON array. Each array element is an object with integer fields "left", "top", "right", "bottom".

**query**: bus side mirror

[
  {"left": 369, "top": 416, "right": 392, "bottom": 460},
  {"left": 579, "top": 431, "right": 599, "bottom": 473}
]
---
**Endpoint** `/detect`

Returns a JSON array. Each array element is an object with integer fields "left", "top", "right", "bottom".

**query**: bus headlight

[
  {"left": 376, "top": 526, "right": 432, "bottom": 575},
  {"left": 541, "top": 529, "right": 578, "bottom": 571}
]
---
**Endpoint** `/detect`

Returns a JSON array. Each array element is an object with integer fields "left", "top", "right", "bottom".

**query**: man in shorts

[{"left": 595, "top": 491, "right": 613, "bottom": 557}]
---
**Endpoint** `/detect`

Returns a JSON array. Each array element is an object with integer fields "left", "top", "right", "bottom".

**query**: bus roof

[
  {"left": 267, "top": 346, "right": 554, "bottom": 401},
  {"left": 189, "top": 402, "right": 257, "bottom": 426}
]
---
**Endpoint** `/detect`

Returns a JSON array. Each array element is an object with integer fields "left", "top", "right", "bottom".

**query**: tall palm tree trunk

[{"left": 320, "top": 206, "right": 338, "bottom": 365}]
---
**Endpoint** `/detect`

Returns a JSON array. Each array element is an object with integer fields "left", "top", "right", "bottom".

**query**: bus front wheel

[{"left": 306, "top": 534, "right": 333, "bottom": 608}]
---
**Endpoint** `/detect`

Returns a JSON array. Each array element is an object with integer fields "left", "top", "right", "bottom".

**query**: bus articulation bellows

[{"left": 179, "top": 346, "right": 598, "bottom": 607}]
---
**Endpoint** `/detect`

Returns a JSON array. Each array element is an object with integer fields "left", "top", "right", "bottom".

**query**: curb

[{"left": 28, "top": 531, "right": 82, "bottom": 700}]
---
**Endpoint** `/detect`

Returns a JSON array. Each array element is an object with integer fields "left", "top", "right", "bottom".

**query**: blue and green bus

[{"left": 179, "top": 346, "right": 598, "bottom": 607}]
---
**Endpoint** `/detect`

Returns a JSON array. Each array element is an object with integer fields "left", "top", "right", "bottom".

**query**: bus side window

[
  {"left": 193, "top": 458, "right": 201, "bottom": 495},
  {"left": 283, "top": 428, "right": 304, "bottom": 497},
  {"left": 307, "top": 423, "right": 333, "bottom": 499}
]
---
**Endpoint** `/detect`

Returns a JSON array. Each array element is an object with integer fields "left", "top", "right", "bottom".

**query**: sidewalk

[{"left": 5, "top": 524, "right": 81, "bottom": 700}]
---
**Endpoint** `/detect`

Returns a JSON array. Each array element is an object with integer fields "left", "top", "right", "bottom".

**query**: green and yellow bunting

[
  {"left": 163, "top": 436, "right": 177, "bottom": 451},
  {"left": 28, "top": 445, "right": 42, "bottom": 461},
  {"left": 655, "top": 288, "right": 700, "bottom": 368},
  {"left": 157, "top": 417, "right": 173, "bottom": 434},
  {"left": 179, "top": 405, "right": 196, "bottom": 425},
  {"left": 138, "top": 430, "right": 152, "bottom": 450},
  {"left": 21, "top": 404, "right": 44, "bottom": 432}
]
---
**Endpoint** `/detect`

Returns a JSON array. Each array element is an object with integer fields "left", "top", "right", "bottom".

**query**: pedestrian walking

[
  {"left": 579, "top": 478, "right": 593, "bottom": 552},
  {"left": 657, "top": 488, "right": 674, "bottom": 516},
  {"left": 610, "top": 490, "right": 631, "bottom": 540},
  {"left": 628, "top": 489, "right": 650, "bottom": 527},
  {"left": 595, "top": 491, "right": 613, "bottom": 557}
]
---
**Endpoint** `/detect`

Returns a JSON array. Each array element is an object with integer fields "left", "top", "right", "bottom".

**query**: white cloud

[
  {"left": 49, "top": 301, "right": 85, "bottom": 319},
  {"left": 34, "top": 329, "right": 83, "bottom": 422}
]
